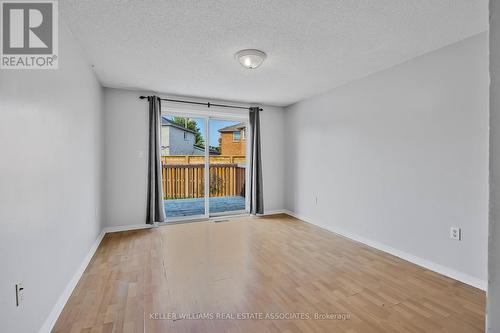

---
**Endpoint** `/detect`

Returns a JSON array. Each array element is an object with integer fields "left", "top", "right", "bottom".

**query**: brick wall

[{"left": 220, "top": 130, "right": 246, "bottom": 155}]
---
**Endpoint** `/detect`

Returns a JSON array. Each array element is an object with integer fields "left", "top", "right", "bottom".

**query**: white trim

[
  {"left": 232, "top": 131, "right": 241, "bottom": 142},
  {"left": 244, "top": 119, "right": 251, "bottom": 213},
  {"left": 282, "top": 210, "right": 487, "bottom": 291},
  {"left": 104, "top": 224, "right": 153, "bottom": 234},
  {"left": 38, "top": 230, "right": 106, "bottom": 333},
  {"left": 161, "top": 111, "right": 250, "bottom": 220},
  {"left": 210, "top": 210, "right": 248, "bottom": 217},
  {"left": 261, "top": 209, "right": 285, "bottom": 216},
  {"left": 211, "top": 213, "right": 249, "bottom": 221},
  {"left": 165, "top": 215, "right": 208, "bottom": 224},
  {"left": 207, "top": 116, "right": 250, "bottom": 216},
  {"left": 161, "top": 218, "right": 209, "bottom": 226},
  {"left": 161, "top": 105, "right": 249, "bottom": 121},
  {"left": 204, "top": 117, "right": 210, "bottom": 217}
]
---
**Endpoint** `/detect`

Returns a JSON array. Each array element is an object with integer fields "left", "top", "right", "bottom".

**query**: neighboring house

[
  {"left": 218, "top": 123, "right": 246, "bottom": 155},
  {"left": 161, "top": 117, "right": 203, "bottom": 156}
]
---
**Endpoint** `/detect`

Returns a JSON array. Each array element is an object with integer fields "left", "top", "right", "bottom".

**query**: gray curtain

[
  {"left": 249, "top": 107, "right": 264, "bottom": 214},
  {"left": 146, "top": 96, "right": 166, "bottom": 224}
]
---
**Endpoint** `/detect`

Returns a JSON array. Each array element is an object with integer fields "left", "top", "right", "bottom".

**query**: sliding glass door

[
  {"left": 161, "top": 114, "right": 208, "bottom": 221},
  {"left": 208, "top": 119, "right": 247, "bottom": 215},
  {"left": 161, "top": 111, "right": 248, "bottom": 222}
]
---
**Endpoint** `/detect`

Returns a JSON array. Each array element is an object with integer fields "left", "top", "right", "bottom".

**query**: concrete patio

[{"left": 165, "top": 196, "right": 246, "bottom": 218}]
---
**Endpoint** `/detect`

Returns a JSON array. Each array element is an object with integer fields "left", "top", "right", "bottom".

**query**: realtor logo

[{"left": 1, "top": 0, "right": 58, "bottom": 69}]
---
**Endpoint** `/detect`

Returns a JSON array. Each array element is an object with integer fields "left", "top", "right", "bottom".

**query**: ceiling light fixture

[{"left": 235, "top": 49, "right": 266, "bottom": 69}]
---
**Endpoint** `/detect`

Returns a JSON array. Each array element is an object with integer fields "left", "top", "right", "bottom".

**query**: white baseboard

[
  {"left": 39, "top": 230, "right": 105, "bottom": 333},
  {"left": 283, "top": 210, "right": 487, "bottom": 291}
]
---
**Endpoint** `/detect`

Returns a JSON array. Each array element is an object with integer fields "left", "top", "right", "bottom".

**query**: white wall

[
  {"left": 103, "top": 88, "right": 285, "bottom": 228},
  {"left": 285, "top": 32, "right": 488, "bottom": 287},
  {"left": 489, "top": 0, "right": 500, "bottom": 330},
  {"left": 0, "top": 25, "right": 104, "bottom": 333}
]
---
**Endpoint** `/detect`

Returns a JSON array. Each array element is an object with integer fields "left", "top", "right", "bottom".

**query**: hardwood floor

[{"left": 53, "top": 214, "right": 485, "bottom": 333}]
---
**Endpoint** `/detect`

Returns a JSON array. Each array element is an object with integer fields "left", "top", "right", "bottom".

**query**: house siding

[{"left": 168, "top": 126, "right": 197, "bottom": 155}]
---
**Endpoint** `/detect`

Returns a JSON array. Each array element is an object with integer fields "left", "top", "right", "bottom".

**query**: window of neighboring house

[
  {"left": 233, "top": 131, "right": 241, "bottom": 142},
  {"left": 184, "top": 131, "right": 188, "bottom": 141}
]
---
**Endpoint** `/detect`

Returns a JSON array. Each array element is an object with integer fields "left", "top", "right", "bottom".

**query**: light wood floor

[{"left": 53, "top": 214, "right": 485, "bottom": 333}]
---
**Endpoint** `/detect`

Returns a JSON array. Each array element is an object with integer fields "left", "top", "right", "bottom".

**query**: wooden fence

[
  {"left": 162, "top": 155, "right": 246, "bottom": 165},
  {"left": 162, "top": 164, "right": 245, "bottom": 199}
]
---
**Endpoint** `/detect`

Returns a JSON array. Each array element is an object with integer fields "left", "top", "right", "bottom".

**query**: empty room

[{"left": 3, "top": 0, "right": 500, "bottom": 332}]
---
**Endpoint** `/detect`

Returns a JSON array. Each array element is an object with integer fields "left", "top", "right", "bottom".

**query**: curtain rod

[{"left": 139, "top": 96, "right": 263, "bottom": 111}]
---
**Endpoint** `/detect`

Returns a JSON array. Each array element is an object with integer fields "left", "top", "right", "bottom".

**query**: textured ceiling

[{"left": 60, "top": 0, "right": 487, "bottom": 106}]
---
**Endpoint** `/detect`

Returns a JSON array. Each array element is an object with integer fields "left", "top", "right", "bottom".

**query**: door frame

[{"left": 161, "top": 105, "right": 250, "bottom": 223}]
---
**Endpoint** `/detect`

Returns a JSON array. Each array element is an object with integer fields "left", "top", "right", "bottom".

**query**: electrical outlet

[
  {"left": 15, "top": 282, "right": 24, "bottom": 306},
  {"left": 315, "top": 196, "right": 318, "bottom": 205},
  {"left": 450, "top": 227, "right": 461, "bottom": 241}
]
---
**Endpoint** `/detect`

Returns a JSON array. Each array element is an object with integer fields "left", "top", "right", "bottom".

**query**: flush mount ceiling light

[{"left": 235, "top": 49, "right": 267, "bottom": 69}]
